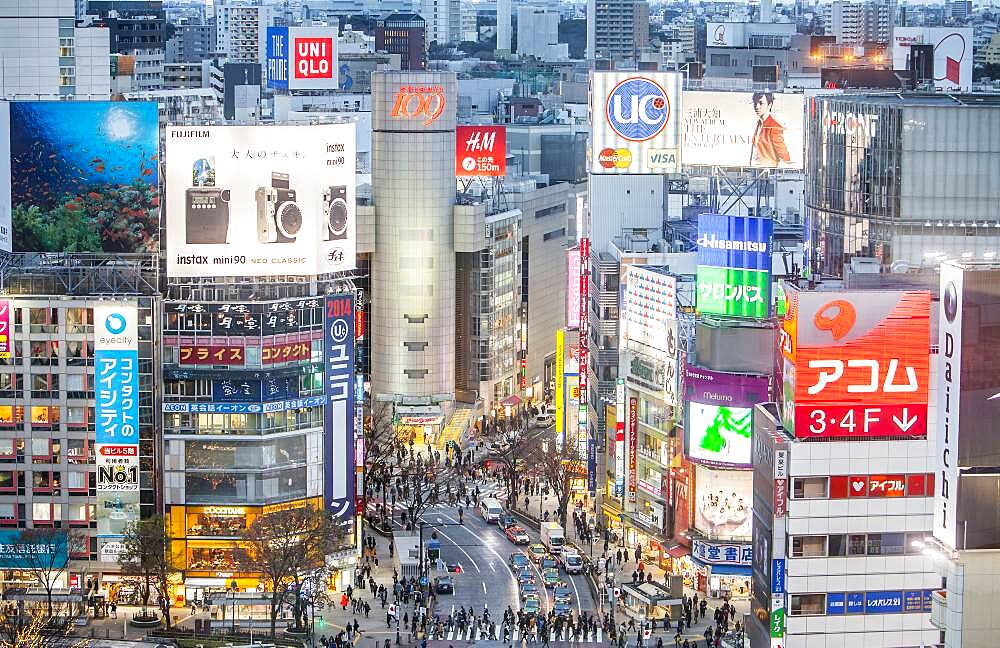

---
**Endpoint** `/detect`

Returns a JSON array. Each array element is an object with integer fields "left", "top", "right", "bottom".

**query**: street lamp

[{"left": 229, "top": 579, "right": 238, "bottom": 635}]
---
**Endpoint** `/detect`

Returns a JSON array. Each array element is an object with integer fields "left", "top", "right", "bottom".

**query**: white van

[
  {"left": 480, "top": 497, "right": 503, "bottom": 523},
  {"left": 533, "top": 412, "right": 554, "bottom": 428}
]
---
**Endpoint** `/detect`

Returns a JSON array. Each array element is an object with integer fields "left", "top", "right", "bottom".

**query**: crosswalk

[{"left": 438, "top": 624, "right": 605, "bottom": 643}]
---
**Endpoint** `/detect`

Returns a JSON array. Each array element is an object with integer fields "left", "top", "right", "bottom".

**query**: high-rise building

[
  {"left": 215, "top": 1, "right": 273, "bottom": 64},
  {"left": 822, "top": 0, "right": 893, "bottom": 44},
  {"left": 419, "top": 0, "right": 460, "bottom": 45},
  {"left": 375, "top": 13, "right": 426, "bottom": 71},
  {"left": 166, "top": 18, "right": 214, "bottom": 64},
  {"left": 87, "top": 0, "right": 166, "bottom": 91},
  {"left": 497, "top": 0, "right": 511, "bottom": 52},
  {"left": 587, "top": 0, "right": 649, "bottom": 63},
  {"left": 516, "top": 7, "right": 568, "bottom": 61},
  {"left": 0, "top": 0, "right": 111, "bottom": 98}
]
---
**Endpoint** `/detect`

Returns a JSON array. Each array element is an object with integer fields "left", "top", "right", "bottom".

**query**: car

[
  {"left": 553, "top": 586, "right": 573, "bottom": 605},
  {"left": 527, "top": 544, "right": 546, "bottom": 563},
  {"left": 540, "top": 556, "right": 558, "bottom": 571},
  {"left": 520, "top": 582, "right": 540, "bottom": 597},
  {"left": 560, "top": 551, "right": 584, "bottom": 575},
  {"left": 498, "top": 513, "right": 516, "bottom": 529},
  {"left": 433, "top": 576, "right": 454, "bottom": 594},
  {"left": 505, "top": 525, "right": 530, "bottom": 545},
  {"left": 541, "top": 568, "right": 560, "bottom": 588},
  {"left": 510, "top": 553, "right": 530, "bottom": 570},
  {"left": 522, "top": 595, "right": 541, "bottom": 614},
  {"left": 516, "top": 568, "right": 535, "bottom": 585},
  {"left": 552, "top": 602, "right": 572, "bottom": 617}
]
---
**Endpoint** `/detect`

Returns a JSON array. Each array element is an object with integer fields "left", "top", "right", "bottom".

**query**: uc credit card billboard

[
  {"left": 590, "top": 72, "right": 682, "bottom": 174},
  {"left": 165, "top": 124, "right": 356, "bottom": 277},
  {"left": 781, "top": 287, "right": 931, "bottom": 440},
  {"left": 696, "top": 213, "right": 772, "bottom": 319},
  {"left": 266, "top": 26, "right": 339, "bottom": 90}
]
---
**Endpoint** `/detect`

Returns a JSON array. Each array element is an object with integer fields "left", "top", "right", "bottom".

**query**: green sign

[
  {"left": 770, "top": 607, "right": 785, "bottom": 638},
  {"left": 695, "top": 266, "right": 770, "bottom": 319}
]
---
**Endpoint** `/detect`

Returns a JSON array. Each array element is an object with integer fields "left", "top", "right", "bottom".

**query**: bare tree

[
  {"left": 362, "top": 400, "right": 406, "bottom": 529},
  {"left": 478, "top": 416, "right": 534, "bottom": 510},
  {"left": 13, "top": 528, "right": 78, "bottom": 620},
  {"left": 118, "top": 515, "right": 175, "bottom": 625},
  {"left": 0, "top": 601, "right": 77, "bottom": 648},
  {"left": 238, "top": 506, "right": 342, "bottom": 638},
  {"left": 527, "top": 440, "right": 586, "bottom": 529}
]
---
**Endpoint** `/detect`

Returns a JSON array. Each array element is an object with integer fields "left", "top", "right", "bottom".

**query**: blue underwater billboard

[{"left": 7, "top": 101, "right": 160, "bottom": 253}]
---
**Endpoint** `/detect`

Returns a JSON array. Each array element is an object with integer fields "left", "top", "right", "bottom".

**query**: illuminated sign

[
  {"left": 391, "top": 85, "right": 446, "bottom": 126},
  {"left": 0, "top": 300, "right": 10, "bottom": 359},
  {"left": 935, "top": 262, "right": 962, "bottom": 549},
  {"left": 324, "top": 295, "right": 356, "bottom": 518},
  {"left": 628, "top": 397, "right": 638, "bottom": 504},
  {"left": 696, "top": 213, "right": 772, "bottom": 319},
  {"left": 615, "top": 378, "right": 625, "bottom": 497},
  {"left": 178, "top": 345, "right": 245, "bottom": 366},
  {"left": 261, "top": 341, "right": 312, "bottom": 364},
  {"left": 691, "top": 539, "right": 753, "bottom": 566},
  {"left": 782, "top": 288, "right": 931, "bottom": 439},
  {"left": 684, "top": 364, "right": 769, "bottom": 467},
  {"left": 456, "top": 125, "right": 506, "bottom": 177},
  {"left": 266, "top": 27, "right": 339, "bottom": 90}
]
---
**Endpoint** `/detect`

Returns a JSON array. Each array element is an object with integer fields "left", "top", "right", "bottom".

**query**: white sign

[
  {"left": 892, "top": 28, "right": 973, "bottom": 93},
  {"left": 165, "top": 124, "right": 356, "bottom": 277},
  {"left": 590, "top": 72, "right": 682, "bottom": 175},
  {"left": 935, "top": 262, "right": 962, "bottom": 549},
  {"left": 694, "top": 465, "right": 752, "bottom": 539},
  {"left": 683, "top": 91, "right": 804, "bottom": 169},
  {"left": 707, "top": 23, "right": 741, "bottom": 47},
  {"left": 622, "top": 266, "right": 677, "bottom": 350}
]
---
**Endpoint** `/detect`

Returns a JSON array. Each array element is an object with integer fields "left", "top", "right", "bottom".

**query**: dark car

[
  {"left": 498, "top": 513, "right": 516, "bottom": 529},
  {"left": 433, "top": 576, "right": 454, "bottom": 594},
  {"left": 553, "top": 586, "right": 573, "bottom": 605},
  {"left": 540, "top": 556, "right": 558, "bottom": 571},
  {"left": 517, "top": 568, "right": 536, "bottom": 585}
]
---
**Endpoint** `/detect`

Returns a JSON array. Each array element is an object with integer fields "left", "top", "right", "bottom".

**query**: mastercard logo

[{"left": 598, "top": 147, "right": 632, "bottom": 169}]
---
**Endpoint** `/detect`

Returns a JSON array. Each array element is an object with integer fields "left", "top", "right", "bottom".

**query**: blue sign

[
  {"left": 696, "top": 214, "right": 773, "bottom": 272},
  {"left": 865, "top": 591, "right": 903, "bottom": 614},
  {"left": 771, "top": 559, "right": 785, "bottom": 594},
  {"left": 587, "top": 432, "right": 597, "bottom": 494},
  {"left": 324, "top": 295, "right": 356, "bottom": 518},
  {"left": 95, "top": 349, "right": 139, "bottom": 445},
  {"left": 265, "top": 26, "right": 289, "bottom": 90},
  {"left": 0, "top": 530, "right": 68, "bottom": 569},
  {"left": 162, "top": 395, "right": 327, "bottom": 414},
  {"left": 605, "top": 77, "right": 670, "bottom": 142},
  {"left": 355, "top": 374, "right": 364, "bottom": 405},
  {"left": 211, "top": 375, "right": 299, "bottom": 402},
  {"left": 692, "top": 539, "right": 753, "bottom": 566},
  {"left": 903, "top": 590, "right": 924, "bottom": 613},
  {"left": 846, "top": 592, "right": 865, "bottom": 614},
  {"left": 826, "top": 592, "right": 845, "bottom": 615}
]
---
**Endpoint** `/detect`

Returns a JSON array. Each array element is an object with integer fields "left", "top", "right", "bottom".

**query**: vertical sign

[
  {"left": 0, "top": 300, "right": 11, "bottom": 359},
  {"left": 774, "top": 448, "right": 788, "bottom": 518},
  {"left": 627, "top": 397, "right": 638, "bottom": 506},
  {"left": 324, "top": 294, "right": 356, "bottom": 518},
  {"left": 555, "top": 329, "right": 565, "bottom": 444},
  {"left": 94, "top": 303, "right": 140, "bottom": 538},
  {"left": 615, "top": 377, "right": 626, "bottom": 497},
  {"left": 579, "top": 239, "right": 593, "bottom": 493},
  {"left": 935, "top": 262, "right": 962, "bottom": 549}
]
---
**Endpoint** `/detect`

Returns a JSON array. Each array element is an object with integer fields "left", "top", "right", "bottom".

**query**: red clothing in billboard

[{"left": 751, "top": 115, "right": 791, "bottom": 167}]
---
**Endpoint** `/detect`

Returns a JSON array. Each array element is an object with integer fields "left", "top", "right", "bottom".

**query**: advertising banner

[
  {"left": 683, "top": 91, "right": 804, "bottom": 169},
  {"left": 166, "top": 298, "right": 322, "bottom": 336},
  {"left": 211, "top": 376, "right": 299, "bottom": 402},
  {"left": 865, "top": 591, "right": 903, "bottom": 614},
  {"left": 0, "top": 529, "right": 68, "bottom": 569},
  {"left": 0, "top": 300, "right": 11, "bottom": 359},
  {"left": 266, "top": 26, "right": 339, "bottom": 91},
  {"left": 935, "top": 262, "right": 962, "bottom": 548},
  {"left": 891, "top": 28, "right": 973, "bottom": 92},
  {"left": 615, "top": 378, "right": 625, "bottom": 496},
  {"left": 456, "top": 125, "right": 506, "bottom": 177},
  {"left": 555, "top": 329, "right": 565, "bottom": 441},
  {"left": 628, "top": 397, "right": 638, "bottom": 504},
  {"left": 622, "top": 266, "right": 677, "bottom": 351},
  {"left": 694, "top": 465, "right": 752, "bottom": 538},
  {"left": 781, "top": 288, "right": 930, "bottom": 440},
  {"left": 685, "top": 364, "right": 769, "bottom": 467},
  {"left": 578, "top": 239, "right": 590, "bottom": 473},
  {"left": 165, "top": 123, "right": 356, "bottom": 277},
  {"left": 162, "top": 395, "right": 327, "bottom": 414},
  {"left": 178, "top": 345, "right": 245, "bottom": 366},
  {"left": 566, "top": 249, "right": 581, "bottom": 329},
  {"left": 94, "top": 303, "right": 140, "bottom": 536},
  {"left": 261, "top": 341, "right": 312, "bottom": 364},
  {"left": 590, "top": 72, "right": 682, "bottom": 175},
  {"left": 691, "top": 539, "right": 753, "bottom": 566},
  {"left": 324, "top": 294, "right": 356, "bottom": 518},
  {"left": 4, "top": 101, "right": 160, "bottom": 254},
  {"left": 696, "top": 213, "right": 772, "bottom": 319}
]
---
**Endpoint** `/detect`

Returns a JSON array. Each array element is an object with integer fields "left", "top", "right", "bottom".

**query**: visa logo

[{"left": 648, "top": 149, "right": 677, "bottom": 169}]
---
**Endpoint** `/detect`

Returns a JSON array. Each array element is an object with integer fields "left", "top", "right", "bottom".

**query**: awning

[
  {"left": 666, "top": 545, "right": 689, "bottom": 558},
  {"left": 501, "top": 395, "right": 522, "bottom": 407},
  {"left": 183, "top": 577, "right": 228, "bottom": 587},
  {"left": 707, "top": 564, "right": 751, "bottom": 577}
]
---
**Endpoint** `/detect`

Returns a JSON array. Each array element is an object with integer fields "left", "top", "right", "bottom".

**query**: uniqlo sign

[
  {"left": 456, "top": 125, "right": 506, "bottom": 177},
  {"left": 781, "top": 288, "right": 930, "bottom": 440},
  {"left": 266, "top": 27, "right": 339, "bottom": 90}
]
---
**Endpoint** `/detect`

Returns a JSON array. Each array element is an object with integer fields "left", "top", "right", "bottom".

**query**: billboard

[
  {"left": 324, "top": 294, "right": 356, "bottom": 518},
  {"left": 165, "top": 123, "right": 356, "bottom": 277},
  {"left": 590, "top": 72, "right": 682, "bottom": 174},
  {"left": 456, "top": 125, "right": 506, "bottom": 177},
  {"left": 266, "top": 26, "right": 339, "bottom": 90},
  {"left": 0, "top": 300, "right": 10, "bottom": 359},
  {"left": 694, "top": 465, "right": 752, "bottom": 539},
  {"left": 566, "top": 248, "right": 581, "bottom": 328},
  {"left": 5, "top": 101, "right": 160, "bottom": 254},
  {"left": 555, "top": 329, "right": 565, "bottom": 440},
  {"left": 696, "top": 214, "right": 772, "bottom": 319},
  {"left": 94, "top": 303, "right": 140, "bottom": 536},
  {"left": 628, "top": 396, "right": 638, "bottom": 504},
  {"left": 685, "top": 364, "right": 769, "bottom": 467},
  {"left": 615, "top": 378, "right": 625, "bottom": 497},
  {"left": 621, "top": 266, "right": 677, "bottom": 351},
  {"left": 0, "top": 530, "right": 68, "bottom": 569},
  {"left": 683, "top": 91, "right": 804, "bottom": 169},
  {"left": 781, "top": 288, "right": 931, "bottom": 440},
  {"left": 935, "top": 262, "right": 961, "bottom": 549},
  {"left": 892, "top": 28, "right": 973, "bottom": 92}
]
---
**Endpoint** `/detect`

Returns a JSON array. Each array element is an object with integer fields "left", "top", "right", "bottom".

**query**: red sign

[
  {"left": 355, "top": 311, "right": 365, "bottom": 340},
  {"left": 261, "top": 341, "right": 311, "bottom": 364},
  {"left": 179, "top": 345, "right": 245, "bottom": 366},
  {"left": 391, "top": 85, "right": 446, "bottom": 126},
  {"left": 456, "top": 125, "right": 506, "bottom": 177},
  {"left": 627, "top": 397, "right": 638, "bottom": 503},
  {"left": 0, "top": 300, "right": 10, "bottom": 360},
  {"left": 848, "top": 475, "right": 868, "bottom": 497},
  {"left": 293, "top": 37, "right": 334, "bottom": 79},
  {"left": 773, "top": 478, "right": 787, "bottom": 518},
  {"left": 97, "top": 445, "right": 137, "bottom": 457},
  {"left": 868, "top": 474, "right": 906, "bottom": 497},
  {"left": 782, "top": 289, "right": 930, "bottom": 439}
]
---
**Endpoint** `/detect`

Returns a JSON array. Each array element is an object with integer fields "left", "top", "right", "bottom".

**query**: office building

[
  {"left": 517, "top": 7, "right": 569, "bottom": 61},
  {"left": 497, "top": 0, "right": 511, "bottom": 52},
  {"left": 87, "top": 0, "right": 165, "bottom": 91},
  {"left": 215, "top": 1, "right": 273, "bottom": 64},
  {"left": 703, "top": 22, "right": 803, "bottom": 81},
  {"left": 419, "top": 0, "right": 460, "bottom": 45},
  {"left": 0, "top": 0, "right": 111, "bottom": 98},
  {"left": 822, "top": 1, "right": 893, "bottom": 45},
  {"left": 586, "top": 0, "right": 650, "bottom": 63},
  {"left": 375, "top": 13, "right": 426, "bottom": 72},
  {"left": 166, "top": 18, "right": 214, "bottom": 64}
]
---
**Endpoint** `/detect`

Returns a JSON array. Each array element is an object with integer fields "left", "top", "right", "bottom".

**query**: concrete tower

[{"left": 497, "top": 0, "right": 511, "bottom": 53}]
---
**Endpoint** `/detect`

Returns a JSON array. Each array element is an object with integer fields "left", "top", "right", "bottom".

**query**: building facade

[
  {"left": 586, "top": 0, "right": 649, "bottom": 63},
  {"left": 214, "top": 1, "right": 272, "bottom": 65},
  {"left": 88, "top": 0, "right": 166, "bottom": 91},
  {"left": 375, "top": 13, "right": 426, "bottom": 72}
]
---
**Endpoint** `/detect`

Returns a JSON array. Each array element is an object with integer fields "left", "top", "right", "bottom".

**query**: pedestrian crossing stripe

[{"left": 440, "top": 625, "right": 604, "bottom": 643}]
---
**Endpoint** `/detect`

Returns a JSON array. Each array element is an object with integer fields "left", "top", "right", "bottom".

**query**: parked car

[
  {"left": 505, "top": 525, "right": 531, "bottom": 545},
  {"left": 433, "top": 576, "right": 454, "bottom": 594}
]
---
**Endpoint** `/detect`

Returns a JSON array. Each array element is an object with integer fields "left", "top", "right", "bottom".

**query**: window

[
  {"left": 881, "top": 532, "right": 905, "bottom": 555},
  {"left": 848, "top": 534, "right": 867, "bottom": 555},
  {"left": 828, "top": 534, "right": 847, "bottom": 557},
  {"left": 542, "top": 228, "right": 566, "bottom": 242},
  {"left": 66, "top": 340, "right": 93, "bottom": 366},
  {"left": 32, "top": 502, "right": 52, "bottom": 521},
  {"left": 866, "top": 533, "right": 883, "bottom": 555},
  {"left": 791, "top": 535, "right": 826, "bottom": 557},
  {"left": 710, "top": 53, "right": 731, "bottom": 67},
  {"left": 790, "top": 594, "right": 826, "bottom": 616},
  {"left": 29, "top": 308, "right": 58, "bottom": 333},
  {"left": 792, "top": 477, "right": 829, "bottom": 499},
  {"left": 30, "top": 341, "right": 59, "bottom": 366},
  {"left": 65, "top": 307, "right": 92, "bottom": 333}
]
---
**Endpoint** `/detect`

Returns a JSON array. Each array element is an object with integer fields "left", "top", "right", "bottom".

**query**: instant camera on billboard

[
  {"left": 456, "top": 125, "right": 506, "bottom": 177},
  {"left": 892, "top": 28, "right": 973, "bottom": 92},
  {"left": 590, "top": 72, "right": 682, "bottom": 174},
  {"left": 166, "top": 123, "right": 356, "bottom": 277},
  {"left": 694, "top": 465, "right": 752, "bottom": 539},
  {"left": 266, "top": 26, "right": 339, "bottom": 91},
  {"left": 696, "top": 213, "right": 772, "bottom": 319},
  {"left": 4, "top": 101, "right": 160, "bottom": 254},
  {"left": 781, "top": 287, "right": 930, "bottom": 440},
  {"left": 684, "top": 364, "right": 769, "bottom": 467},
  {"left": 683, "top": 91, "right": 804, "bottom": 169}
]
